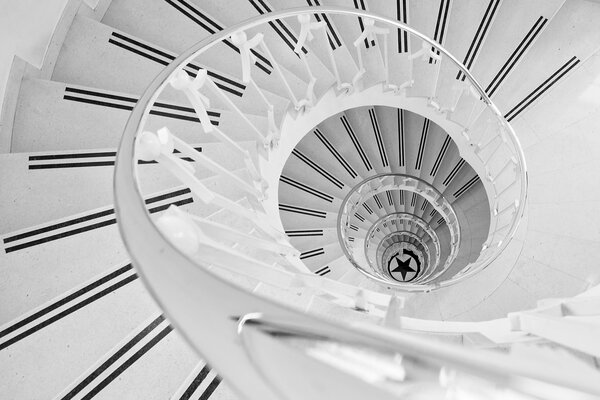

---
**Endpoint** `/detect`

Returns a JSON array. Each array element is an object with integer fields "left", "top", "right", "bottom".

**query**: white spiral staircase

[{"left": 1, "top": 0, "right": 600, "bottom": 399}]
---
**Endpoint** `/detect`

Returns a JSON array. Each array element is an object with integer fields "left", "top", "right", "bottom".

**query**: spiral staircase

[{"left": 2, "top": 0, "right": 600, "bottom": 398}]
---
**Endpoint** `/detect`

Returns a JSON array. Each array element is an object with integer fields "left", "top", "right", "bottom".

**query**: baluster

[
  {"left": 294, "top": 14, "right": 324, "bottom": 110},
  {"left": 247, "top": 79, "right": 279, "bottom": 145},
  {"left": 409, "top": 41, "right": 442, "bottom": 62},
  {"left": 137, "top": 131, "right": 284, "bottom": 240},
  {"left": 170, "top": 69, "right": 214, "bottom": 132},
  {"left": 352, "top": 18, "right": 389, "bottom": 90},
  {"left": 170, "top": 69, "right": 274, "bottom": 157},
  {"left": 296, "top": 14, "right": 352, "bottom": 93},
  {"left": 232, "top": 30, "right": 300, "bottom": 110},
  {"left": 204, "top": 70, "right": 277, "bottom": 151},
  {"left": 297, "top": 54, "right": 317, "bottom": 110},
  {"left": 158, "top": 127, "right": 267, "bottom": 200}
]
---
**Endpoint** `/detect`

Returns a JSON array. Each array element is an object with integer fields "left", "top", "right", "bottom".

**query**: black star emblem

[{"left": 390, "top": 256, "right": 416, "bottom": 280}]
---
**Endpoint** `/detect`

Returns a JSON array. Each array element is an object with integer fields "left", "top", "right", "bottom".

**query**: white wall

[{"left": 0, "top": 0, "right": 70, "bottom": 124}]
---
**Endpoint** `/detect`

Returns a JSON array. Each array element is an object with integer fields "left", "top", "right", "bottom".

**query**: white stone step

[
  {"left": 11, "top": 78, "right": 268, "bottom": 152},
  {"left": 0, "top": 269, "right": 162, "bottom": 400},
  {"left": 52, "top": 15, "right": 290, "bottom": 121},
  {"left": 102, "top": 0, "right": 304, "bottom": 99},
  {"left": 492, "top": 0, "right": 600, "bottom": 121},
  {"left": 405, "top": 0, "right": 450, "bottom": 98},
  {"left": 0, "top": 172, "right": 248, "bottom": 326},
  {"left": 344, "top": 106, "right": 392, "bottom": 175},
  {"left": 169, "top": 361, "right": 237, "bottom": 400},
  {"left": 278, "top": 174, "right": 344, "bottom": 214},
  {"left": 298, "top": 241, "right": 344, "bottom": 273},
  {"left": 317, "top": 111, "right": 373, "bottom": 179},
  {"left": 50, "top": 314, "right": 198, "bottom": 400},
  {"left": 0, "top": 143, "right": 256, "bottom": 232},
  {"left": 150, "top": 0, "right": 335, "bottom": 100},
  {"left": 372, "top": 106, "right": 406, "bottom": 176},
  {"left": 417, "top": 121, "right": 450, "bottom": 186},
  {"left": 441, "top": 161, "right": 481, "bottom": 204},
  {"left": 400, "top": 109, "right": 427, "bottom": 179},
  {"left": 286, "top": 226, "right": 338, "bottom": 250},
  {"left": 430, "top": 138, "right": 461, "bottom": 190},
  {"left": 278, "top": 196, "right": 338, "bottom": 231},
  {"left": 293, "top": 127, "right": 363, "bottom": 192},
  {"left": 451, "top": 0, "right": 565, "bottom": 127}
]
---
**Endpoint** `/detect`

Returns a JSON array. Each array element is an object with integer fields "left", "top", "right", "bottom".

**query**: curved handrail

[
  {"left": 116, "top": 6, "right": 526, "bottom": 291},
  {"left": 110, "top": 7, "right": 578, "bottom": 398}
]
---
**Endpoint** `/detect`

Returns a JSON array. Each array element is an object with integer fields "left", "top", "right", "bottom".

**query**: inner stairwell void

[{"left": 1, "top": 0, "right": 600, "bottom": 399}]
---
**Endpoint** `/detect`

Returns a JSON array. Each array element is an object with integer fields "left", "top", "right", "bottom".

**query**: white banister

[{"left": 230, "top": 31, "right": 262, "bottom": 83}]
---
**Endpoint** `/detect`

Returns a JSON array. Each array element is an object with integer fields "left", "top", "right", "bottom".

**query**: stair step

[
  {"left": 52, "top": 15, "right": 290, "bottom": 122},
  {"left": 492, "top": 0, "right": 600, "bottom": 119},
  {"left": 52, "top": 314, "right": 200, "bottom": 400},
  {"left": 0, "top": 143, "right": 256, "bottom": 232},
  {"left": 0, "top": 171, "right": 248, "bottom": 325},
  {"left": 119, "top": 0, "right": 335, "bottom": 100},
  {"left": 368, "top": 1, "right": 412, "bottom": 90},
  {"left": 450, "top": 0, "right": 565, "bottom": 127},
  {"left": 0, "top": 275, "right": 161, "bottom": 400},
  {"left": 433, "top": 0, "right": 498, "bottom": 111},
  {"left": 12, "top": 78, "right": 268, "bottom": 152},
  {"left": 298, "top": 242, "right": 344, "bottom": 273},
  {"left": 318, "top": 111, "right": 374, "bottom": 179},
  {"left": 344, "top": 106, "right": 392, "bottom": 175},
  {"left": 405, "top": 0, "right": 450, "bottom": 98}
]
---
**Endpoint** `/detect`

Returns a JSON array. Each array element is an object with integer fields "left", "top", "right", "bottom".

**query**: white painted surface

[{"left": 0, "top": 0, "right": 69, "bottom": 119}]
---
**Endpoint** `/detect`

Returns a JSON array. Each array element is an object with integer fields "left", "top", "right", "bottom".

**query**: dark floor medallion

[{"left": 387, "top": 248, "right": 421, "bottom": 282}]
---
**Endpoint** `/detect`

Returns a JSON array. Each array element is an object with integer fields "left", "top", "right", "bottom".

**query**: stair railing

[{"left": 114, "top": 8, "right": 540, "bottom": 400}]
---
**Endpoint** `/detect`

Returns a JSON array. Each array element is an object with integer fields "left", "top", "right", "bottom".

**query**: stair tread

[
  {"left": 0, "top": 143, "right": 257, "bottom": 232},
  {"left": 53, "top": 14, "right": 290, "bottom": 121},
  {"left": 12, "top": 78, "right": 269, "bottom": 152}
]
